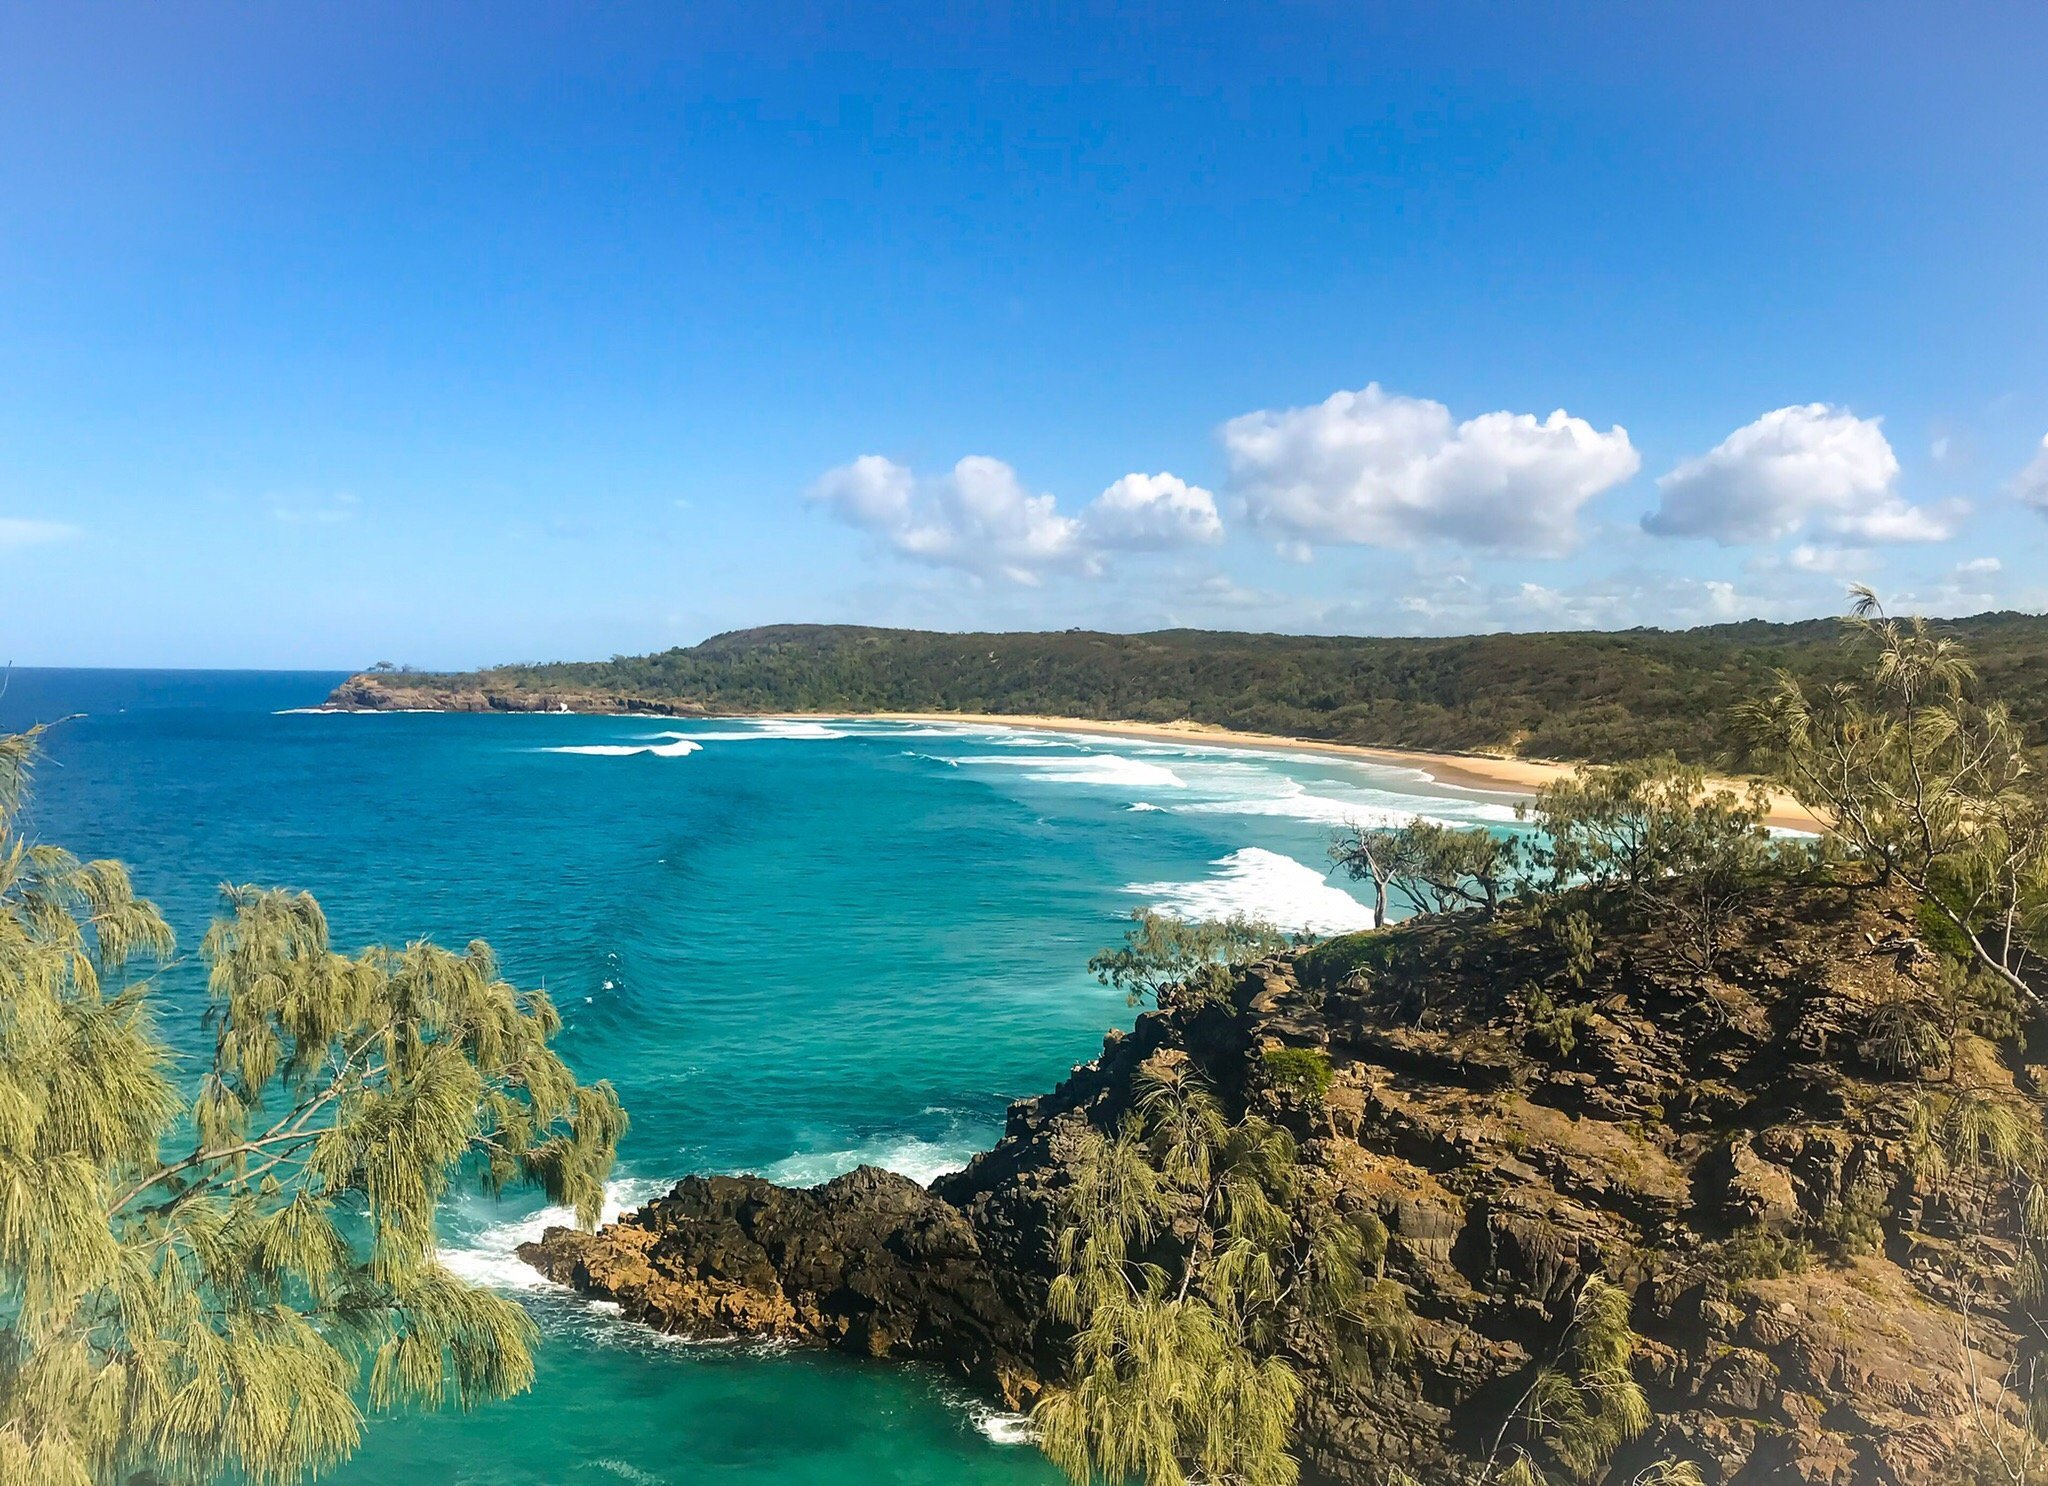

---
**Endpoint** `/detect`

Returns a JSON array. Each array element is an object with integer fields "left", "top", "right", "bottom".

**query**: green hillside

[{"left": 343, "top": 611, "right": 2048, "bottom": 765}]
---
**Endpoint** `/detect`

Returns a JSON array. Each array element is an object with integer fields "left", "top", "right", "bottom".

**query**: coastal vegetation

[
  {"left": 1088, "top": 911, "right": 1292, "bottom": 1010},
  {"left": 1033, "top": 1063, "right": 1375, "bottom": 1486},
  {"left": 0, "top": 728, "right": 624, "bottom": 1485},
  {"left": 326, "top": 610, "right": 2048, "bottom": 766},
  {"left": 519, "top": 595, "right": 2048, "bottom": 1486}
]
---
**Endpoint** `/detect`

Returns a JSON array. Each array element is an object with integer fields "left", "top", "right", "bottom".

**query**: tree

[
  {"left": 1740, "top": 590, "right": 2048, "bottom": 1010},
  {"left": 1327, "top": 824, "right": 1417, "bottom": 929},
  {"left": 1524, "top": 757, "right": 1707, "bottom": 893},
  {"left": 0, "top": 727, "right": 626, "bottom": 1486},
  {"left": 1478, "top": 1276, "right": 1652, "bottom": 1486},
  {"left": 1906, "top": 1084, "right": 2048, "bottom": 1483},
  {"left": 1523, "top": 757, "right": 1784, "bottom": 980},
  {"left": 1089, "top": 910, "right": 1289, "bottom": 1012},
  {"left": 1033, "top": 1061, "right": 1390, "bottom": 1486},
  {"left": 1329, "top": 821, "right": 1521, "bottom": 926}
]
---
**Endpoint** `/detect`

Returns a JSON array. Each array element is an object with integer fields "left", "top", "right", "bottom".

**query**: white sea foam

[
  {"left": 539, "top": 739, "right": 704, "bottom": 758},
  {"left": 642, "top": 720, "right": 847, "bottom": 741},
  {"left": 1126, "top": 801, "right": 1165, "bottom": 812},
  {"left": 591, "top": 1459, "right": 668, "bottom": 1484},
  {"left": 1127, "top": 847, "right": 1376, "bottom": 935},
  {"left": 957, "top": 754, "right": 1187, "bottom": 790},
  {"left": 1173, "top": 782, "right": 1522, "bottom": 829},
  {"left": 864, "top": 726, "right": 993, "bottom": 739},
  {"left": 752, "top": 1135, "right": 979, "bottom": 1189},
  {"left": 967, "top": 1405, "right": 1036, "bottom": 1445},
  {"left": 439, "top": 1177, "right": 669, "bottom": 1292}
]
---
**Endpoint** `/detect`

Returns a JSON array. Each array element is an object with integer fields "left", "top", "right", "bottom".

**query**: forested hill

[{"left": 331, "top": 611, "right": 2048, "bottom": 765}]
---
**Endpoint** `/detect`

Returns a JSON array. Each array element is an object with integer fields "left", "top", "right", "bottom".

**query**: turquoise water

[{"left": 2, "top": 669, "right": 1524, "bottom": 1485}]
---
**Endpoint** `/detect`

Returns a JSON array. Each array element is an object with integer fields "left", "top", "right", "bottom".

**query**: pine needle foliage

[
  {"left": 1480, "top": 1277, "right": 1652, "bottom": 1486},
  {"left": 1033, "top": 1061, "right": 1390, "bottom": 1486},
  {"left": 0, "top": 729, "right": 626, "bottom": 1486},
  {"left": 1740, "top": 590, "right": 2048, "bottom": 1010}
]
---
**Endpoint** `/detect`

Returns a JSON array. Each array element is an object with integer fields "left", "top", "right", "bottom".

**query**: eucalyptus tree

[
  {"left": 0, "top": 727, "right": 625, "bottom": 1486},
  {"left": 1330, "top": 820, "right": 1521, "bottom": 924}
]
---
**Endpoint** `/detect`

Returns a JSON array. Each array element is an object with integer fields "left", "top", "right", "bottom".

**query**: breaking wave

[
  {"left": 1126, "top": 847, "right": 1376, "bottom": 935},
  {"left": 642, "top": 720, "right": 848, "bottom": 741},
  {"left": 540, "top": 739, "right": 704, "bottom": 758},
  {"left": 750, "top": 1134, "right": 982, "bottom": 1189},
  {"left": 439, "top": 1177, "right": 670, "bottom": 1292},
  {"left": 956, "top": 754, "right": 1187, "bottom": 790}
]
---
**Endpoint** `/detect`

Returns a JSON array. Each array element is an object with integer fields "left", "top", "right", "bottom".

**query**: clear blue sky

[{"left": 4, "top": 1, "right": 2045, "bottom": 667}]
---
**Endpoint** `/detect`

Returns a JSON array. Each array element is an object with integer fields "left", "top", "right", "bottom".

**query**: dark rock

[{"left": 525, "top": 885, "right": 2035, "bottom": 1484}]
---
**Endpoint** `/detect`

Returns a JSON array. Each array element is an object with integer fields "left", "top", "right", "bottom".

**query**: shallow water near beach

[{"left": 4, "top": 668, "right": 1526, "bottom": 1486}]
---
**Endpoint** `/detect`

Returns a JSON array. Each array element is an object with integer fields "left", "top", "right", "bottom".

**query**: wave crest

[{"left": 1125, "top": 847, "right": 1375, "bottom": 935}]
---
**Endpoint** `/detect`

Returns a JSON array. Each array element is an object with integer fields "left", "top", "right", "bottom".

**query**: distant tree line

[{"left": 358, "top": 612, "right": 2048, "bottom": 765}]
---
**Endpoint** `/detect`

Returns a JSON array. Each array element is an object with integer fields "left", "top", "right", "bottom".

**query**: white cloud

[
  {"left": 0, "top": 517, "right": 83, "bottom": 551},
  {"left": 1382, "top": 556, "right": 1822, "bottom": 635},
  {"left": 1083, "top": 473, "right": 1222, "bottom": 550},
  {"left": 1221, "top": 383, "right": 1640, "bottom": 557},
  {"left": 808, "top": 455, "right": 915, "bottom": 529},
  {"left": 1646, "top": 404, "right": 1962, "bottom": 545},
  {"left": 1957, "top": 556, "right": 2002, "bottom": 575},
  {"left": 809, "top": 457, "right": 1219, "bottom": 584},
  {"left": 1782, "top": 543, "right": 1875, "bottom": 576},
  {"left": 2013, "top": 435, "right": 2048, "bottom": 516}
]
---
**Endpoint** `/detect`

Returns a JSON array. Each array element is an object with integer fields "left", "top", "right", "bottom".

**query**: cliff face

[
  {"left": 323, "top": 674, "right": 699, "bottom": 716},
  {"left": 520, "top": 886, "right": 2037, "bottom": 1485}
]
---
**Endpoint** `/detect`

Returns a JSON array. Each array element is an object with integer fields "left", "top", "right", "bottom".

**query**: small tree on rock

[{"left": 1088, "top": 910, "right": 1289, "bottom": 1012}]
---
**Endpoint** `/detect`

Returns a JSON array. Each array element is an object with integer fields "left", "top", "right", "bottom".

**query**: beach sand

[{"left": 839, "top": 711, "right": 1827, "bottom": 834}]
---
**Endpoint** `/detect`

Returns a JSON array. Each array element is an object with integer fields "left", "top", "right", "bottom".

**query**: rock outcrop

[
  {"left": 520, "top": 1166, "right": 1044, "bottom": 1405},
  {"left": 323, "top": 674, "right": 697, "bottom": 715},
  {"left": 523, "top": 885, "right": 2039, "bottom": 1484}
]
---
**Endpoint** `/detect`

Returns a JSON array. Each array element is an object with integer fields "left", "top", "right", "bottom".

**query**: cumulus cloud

[
  {"left": 809, "top": 456, "right": 1220, "bottom": 583},
  {"left": 1083, "top": 473, "right": 1223, "bottom": 549},
  {"left": 1645, "top": 404, "right": 1962, "bottom": 546},
  {"left": 0, "top": 517, "right": 83, "bottom": 551},
  {"left": 1221, "top": 383, "right": 1639, "bottom": 557},
  {"left": 2013, "top": 435, "right": 2048, "bottom": 516}
]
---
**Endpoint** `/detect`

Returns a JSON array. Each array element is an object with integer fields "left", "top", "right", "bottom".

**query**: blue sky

[{"left": 3, "top": 1, "right": 2045, "bottom": 668}]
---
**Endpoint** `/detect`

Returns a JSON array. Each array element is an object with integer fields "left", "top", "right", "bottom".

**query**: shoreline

[{"left": 807, "top": 710, "right": 1828, "bottom": 834}]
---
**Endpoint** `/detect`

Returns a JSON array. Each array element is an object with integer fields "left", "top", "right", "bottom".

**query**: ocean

[{"left": 0, "top": 668, "right": 1526, "bottom": 1485}]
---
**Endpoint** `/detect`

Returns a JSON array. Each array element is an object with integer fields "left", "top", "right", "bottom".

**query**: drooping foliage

[
  {"left": 1481, "top": 1277, "right": 1652, "bottom": 1486},
  {"left": 1088, "top": 910, "right": 1290, "bottom": 1012},
  {"left": 0, "top": 727, "right": 625, "bottom": 1486},
  {"left": 1033, "top": 1061, "right": 1392, "bottom": 1486},
  {"left": 1741, "top": 588, "right": 2048, "bottom": 1010}
]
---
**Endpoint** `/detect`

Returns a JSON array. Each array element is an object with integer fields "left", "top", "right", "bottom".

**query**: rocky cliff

[
  {"left": 323, "top": 674, "right": 699, "bottom": 715},
  {"left": 520, "top": 884, "right": 2039, "bottom": 1484}
]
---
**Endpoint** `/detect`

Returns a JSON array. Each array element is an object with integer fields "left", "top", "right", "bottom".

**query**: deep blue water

[{"left": 2, "top": 668, "right": 1524, "bottom": 1485}]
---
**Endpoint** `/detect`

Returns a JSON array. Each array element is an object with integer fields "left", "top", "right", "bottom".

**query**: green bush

[{"left": 1262, "top": 1045, "right": 1335, "bottom": 1105}]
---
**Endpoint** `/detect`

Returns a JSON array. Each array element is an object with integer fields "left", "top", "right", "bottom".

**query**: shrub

[{"left": 1262, "top": 1045, "right": 1336, "bottom": 1106}]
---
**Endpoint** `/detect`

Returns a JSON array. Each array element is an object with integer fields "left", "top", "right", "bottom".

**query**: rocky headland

[
  {"left": 323, "top": 674, "right": 700, "bottom": 716},
  {"left": 521, "top": 885, "right": 2036, "bottom": 1484}
]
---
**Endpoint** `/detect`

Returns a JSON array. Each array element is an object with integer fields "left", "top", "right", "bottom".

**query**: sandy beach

[{"left": 844, "top": 711, "right": 1827, "bottom": 834}]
